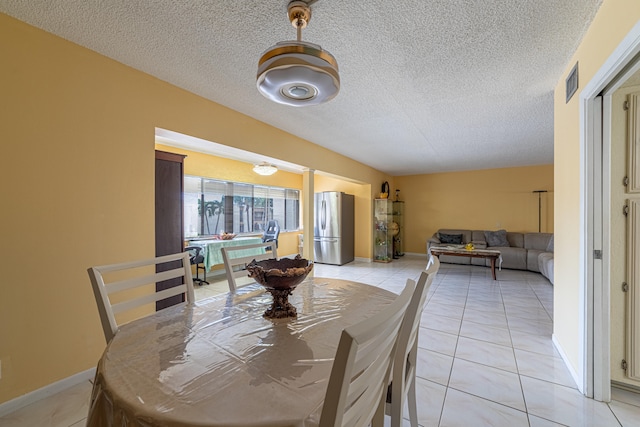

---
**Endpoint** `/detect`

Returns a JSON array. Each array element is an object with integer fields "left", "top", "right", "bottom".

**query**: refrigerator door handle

[{"left": 321, "top": 199, "right": 326, "bottom": 230}]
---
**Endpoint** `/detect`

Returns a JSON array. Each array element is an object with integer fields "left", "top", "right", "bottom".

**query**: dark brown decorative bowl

[
  {"left": 246, "top": 256, "right": 313, "bottom": 319},
  {"left": 246, "top": 256, "right": 313, "bottom": 291}
]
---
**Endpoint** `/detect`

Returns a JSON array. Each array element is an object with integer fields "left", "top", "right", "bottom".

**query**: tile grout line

[
  {"left": 437, "top": 269, "right": 470, "bottom": 426},
  {"left": 503, "top": 278, "right": 533, "bottom": 427}
]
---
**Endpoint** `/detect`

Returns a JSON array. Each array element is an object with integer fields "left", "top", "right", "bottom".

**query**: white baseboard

[
  {"left": 0, "top": 367, "right": 96, "bottom": 417},
  {"left": 552, "top": 333, "right": 584, "bottom": 394},
  {"left": 354, "top": 257, "right": 371, "bottom": 263}
]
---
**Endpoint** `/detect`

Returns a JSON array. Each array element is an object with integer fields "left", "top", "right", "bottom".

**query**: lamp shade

[
  {"left": 253, "top": 162, "right": 278, "bottom": 176},
  {"left": 257, "top": 41, "right": 340, "bottom": 107}
]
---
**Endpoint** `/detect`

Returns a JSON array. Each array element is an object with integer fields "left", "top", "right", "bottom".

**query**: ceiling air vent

[{"left": 566, "top": 62, "right": 579, "bottom": 103}]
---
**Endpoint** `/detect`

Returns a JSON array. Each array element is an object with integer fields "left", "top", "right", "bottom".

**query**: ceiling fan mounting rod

[{"left": 288, "top": 1, "right": 311, "bottom": 42}]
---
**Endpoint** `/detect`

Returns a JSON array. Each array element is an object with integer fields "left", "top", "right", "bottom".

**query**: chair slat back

[
  {"left": 221, "top": 241, "right": 277, "bottom": 292},
  {"left": 319, "top": 279, "right": 415, "bottom": 427},
  {"left": 388, "top": 256, "right": 440, "bottom": 427},
  {"left": 88, "top": 252, "right": 194, "bottom": 343},
  {"left": 403, "top": 257, "right": 440, "bottom": 358}
]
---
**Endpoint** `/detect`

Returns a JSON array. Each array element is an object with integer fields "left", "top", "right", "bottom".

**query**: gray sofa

[{"left": 427, "top": 229, "right": 554, "bottom": 284}]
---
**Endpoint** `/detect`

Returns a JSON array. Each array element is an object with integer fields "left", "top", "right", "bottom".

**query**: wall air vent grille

[{"left": 566, "top": 62, "right": 579, "bottom": 103}]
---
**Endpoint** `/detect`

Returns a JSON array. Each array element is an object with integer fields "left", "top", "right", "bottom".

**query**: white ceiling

[{"left": 0, "top": 0, "right": 602, "bottom": 175}]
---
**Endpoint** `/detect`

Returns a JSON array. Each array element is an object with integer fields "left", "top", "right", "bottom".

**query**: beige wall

[
  {"left": 395, "top": 165, "right": 554, "bottom": 253},
  {"left": 553, "top": 0, "right": 640, "bottom": 380},
  {"left": 0, "top": 14, "right": 389, "bottom": 404}
]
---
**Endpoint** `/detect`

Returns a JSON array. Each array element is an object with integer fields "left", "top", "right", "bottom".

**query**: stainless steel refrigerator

[{"left": 314, "top": 191, "right": 355, "bottom": 265}]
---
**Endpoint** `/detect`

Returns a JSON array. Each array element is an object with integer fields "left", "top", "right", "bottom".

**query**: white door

[{"left": 624, "top": 92, "right": 640, "bottom": 383}]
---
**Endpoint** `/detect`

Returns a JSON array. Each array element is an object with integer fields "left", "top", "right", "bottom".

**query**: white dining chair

[
  {"left": 87, "top": 251, "right": 195, "bottom": 343},
  {"left": 221, "top": 241, "right": 277, "bottom": 292},
  {"left": 319, "top": 278, "right": 416, "bottom": 427},
  {"left": 387, "top": 256, "right": 440, "bottom": 427}
]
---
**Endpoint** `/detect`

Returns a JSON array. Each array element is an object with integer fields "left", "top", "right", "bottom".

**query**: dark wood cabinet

[{"left": 155, "top": 150, "right": 186, "bottom": 310}]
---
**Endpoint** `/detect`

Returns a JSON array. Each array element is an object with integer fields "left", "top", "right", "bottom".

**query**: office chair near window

[
  {"left": 262, "top": 220, "right": 280, "bottom": 248},
  {"left": 185, "top": 246, "right": 209, "bottom": 285}
]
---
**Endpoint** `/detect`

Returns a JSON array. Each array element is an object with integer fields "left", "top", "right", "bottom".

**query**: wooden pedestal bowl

[{"left": 246, "top": 255, "right": 313, "bottom": 319}]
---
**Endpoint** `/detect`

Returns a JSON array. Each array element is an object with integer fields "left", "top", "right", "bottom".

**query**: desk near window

[{"left": 187, "top": 236, "right": 265, "bottom": 271}]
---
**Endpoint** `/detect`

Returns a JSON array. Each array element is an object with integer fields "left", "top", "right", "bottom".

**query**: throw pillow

[
  {"left": 439, "top": 233, "right": 463, "bottom": 244},
  {"left": 546, "top": 235, "right": 554, "bottom": 252},
  {"left": 484, "top": 229, "right": 509, "bottom": 247}
]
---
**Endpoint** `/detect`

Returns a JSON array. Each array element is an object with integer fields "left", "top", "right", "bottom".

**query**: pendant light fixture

[
  {"left": 253, "top": 162, "right": 278, "bottom": 176},
  {"left": 257, "top": 1, "right": 340, "bottom": 107}
]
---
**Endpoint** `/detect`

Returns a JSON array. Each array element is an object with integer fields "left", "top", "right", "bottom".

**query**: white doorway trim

[{"left": 580, "top": 20, "right": 640, "bottom": 401}]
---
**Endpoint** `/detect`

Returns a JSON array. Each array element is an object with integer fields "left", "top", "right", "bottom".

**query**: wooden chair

[
  {"left": 221, "top": 241, "right": 277, "bottom": 292},
  {"left": 319, "top": 278, "right": 416, "bottom": 427},
  {"left": 388, "top": 256, "right": 440, "bottom": 427},
  {"left": 87, "top": 252, "right": 195, "bottom": 343}
]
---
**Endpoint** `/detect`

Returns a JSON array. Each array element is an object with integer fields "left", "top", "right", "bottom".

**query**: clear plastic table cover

[{"left": 87, "top": 278, "right": 395, "bottom": 427}]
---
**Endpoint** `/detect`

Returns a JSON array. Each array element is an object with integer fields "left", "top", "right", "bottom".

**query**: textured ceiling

[{"left": 0, "top": 0, "right": 602, "bottom": 175}]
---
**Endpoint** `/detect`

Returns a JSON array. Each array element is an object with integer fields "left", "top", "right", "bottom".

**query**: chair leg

[
  {"left": 194, "top": 263, "right": 209, "bottom": 286},
  {"left": 372, "top": 398, "right": 385, "bottom": 427},
  {"left": 390, "top": 388, "right": 403, "bottom": 427}
]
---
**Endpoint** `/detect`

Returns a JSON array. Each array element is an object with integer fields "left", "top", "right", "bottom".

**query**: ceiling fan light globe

[{"left": 257, "top": 42, "right": 339, "bottom": 107}]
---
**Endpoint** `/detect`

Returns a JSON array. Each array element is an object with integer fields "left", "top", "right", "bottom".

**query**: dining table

[
  {"left": 188, "top": 236, "right": 265, "bottom": 271},
  {"left": 86, "top": 277, "right": 396, "bottom": 427}
]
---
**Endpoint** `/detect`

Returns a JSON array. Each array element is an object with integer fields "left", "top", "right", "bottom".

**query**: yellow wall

[
  {"left": 395, "top": 165, "right": 554, "bottom": 253},
  {"left": 553, "top": 0, "right": 640, "bottom": 378},
  {"left": 0, "top": 14, "right": 388, "bottom": 404},
  {"left": 314, "top": 175, "right": 373, "bottom": 258}
]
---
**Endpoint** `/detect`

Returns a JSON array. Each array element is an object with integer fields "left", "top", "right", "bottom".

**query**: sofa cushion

[
  {"left": 488, "top": 247, "right": 527, "bottom": 270},
  {"left": 527, "top": 249, "right": 544, "bottom": 272},
  {"left": 437, "top": 229, "right": 472, "bottom": 244},
  {"left": 484, "top": 229, "right": 509, "bottom": 247},
  {"left": 506, "top": 232, "right": 524, "bottom": 248},
  {"left": 471, "top": 230, "right": 486, "bottom": 242},
  {"left": 538, "top": 252, "right": 554, "bottom": 284},
  {"left": 524, "top": 233, "right": 553, "bottom": 251},
  {"left": 439, "top": 233, "right": 463, "bottom": 244},
  {"left": 546, "top": 235, "right": 554, "bottom": 252}
]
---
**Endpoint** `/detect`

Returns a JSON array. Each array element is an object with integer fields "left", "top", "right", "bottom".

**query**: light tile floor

[{"left": 3, "top": 256, "right": 640, "bottom": 426}]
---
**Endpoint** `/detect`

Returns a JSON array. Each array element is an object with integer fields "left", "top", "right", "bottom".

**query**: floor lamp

[{"left": 532, "top": 190, "right": 548, "bottom": 232}]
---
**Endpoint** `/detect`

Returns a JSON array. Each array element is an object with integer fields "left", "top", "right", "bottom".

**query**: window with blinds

[{"left": 184, "top": 176, "right": 300, "bottom": 238}]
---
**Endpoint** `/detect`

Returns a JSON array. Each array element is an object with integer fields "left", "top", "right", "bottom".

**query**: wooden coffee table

[{"left": 429, "top": 246, "right": 502, "bottom": 280}]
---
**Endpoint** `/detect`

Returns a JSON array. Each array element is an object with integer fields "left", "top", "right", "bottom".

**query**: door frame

[{"left": 580, "top": 21, "right": 640, "bottom": 400}]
